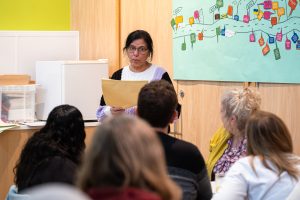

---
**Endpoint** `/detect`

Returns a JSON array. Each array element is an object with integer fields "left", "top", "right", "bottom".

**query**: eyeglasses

[{"left": 127, "top": 46, "right": 148, "bottom": 54}]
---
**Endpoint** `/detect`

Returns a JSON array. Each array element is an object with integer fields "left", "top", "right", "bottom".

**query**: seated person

[
  {"left": 6, "top": 105, "right": 86, "bottom": 198},
  {"left": 76, "top": 115, "right": 181, "bottom": 200},
  {"left": 137, "top": 80, "right": 212, "bottom": 200},
  {"left": 213, "top": 111, "right": 300, "bottom": 200},
  {"left": 206, "top": 88, "right": 261, "bottom": 180}
]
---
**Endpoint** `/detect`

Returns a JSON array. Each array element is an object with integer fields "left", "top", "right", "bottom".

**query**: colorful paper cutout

[
  {"left": 189, "top": 17, "right": 195, "bottom": 26},
  {"left": 243, "top": 13, "right": 250, "bottom": 23},
  {"left": 175, "top": 15, "right": 183, "bottom": 29},
  {"left": 216, "top": 26, "right": 221, "bottom": 42},
  {"left": 257, "top": 9, "right": 264, "bottom": 20},
  {"left": 258, "top": 0, "right": 272, "bottom": 9},
  {"left": 259, "top": 33, "right": 265, "bottom": 46},
  {"left": 262, "top": 43, "right": 270, "bottom": 55},
  {"left": 288, "top": 0, "right": 298, "bottom": 16},
  {"left": 296, "top": 41, "right": 300, "bottom": 50},
  {"left": 171, "top": 18, "right": 176, "bottom": 30},
  {"left": 269, "top": 35, "right": 275, "bottom": 44},
  {"left": 221, "top": 26, "right": 226, "bottom": 36},
  {"left": 194, "top": 10, "right": 200, "bottom": 22},
  {"left": 198, "top": 32, "right": 204, "bottom": 40},
  {"left": 276, "top": 29, "right": 282, "bottom": 42},
  {"left": 263, "top": 11, "right": 274, "bottom": 20},
  {"left": 181, "top": 37, "right": 186, "bottom": 51},
  {"left": 234, "top": 15, "right": 239, "bottom": 21},
  {"left": 285, "top": 36, "right": 292, "bottom": 50},
  {"left": 227, "top": 5, "right": 233, "bottom": 16},
  {"left": 292, "top": 31, "right": 299, "bottom": 43},
  {"left": 277, "top": 7, "right": 285, "bottom": 22},
  {"left": 225, "top": 29, "right": 235, "bottom": 37},
  {"left": 272, "top": 2, "right": 279, "bottom": 10},
  {"left": 250, "top": 30, "right": 255, "bottom": 42},
  {"left": 190, "top": 33, "right": 196, "bottom": 48},
  {"left": 274, "top": 43, "right": 281, "bottom": 60},
  {"left": 216, "top": 0, "right": 224, "bottom": 9},
  {"left": 271, "top": 17, "right": 277, "bottom": 26}
]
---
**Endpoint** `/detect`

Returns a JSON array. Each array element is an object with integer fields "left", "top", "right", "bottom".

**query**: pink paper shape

[
  {"left": 285, "top": 38, "right": 291, "bottom": 50},
  {"left": 243, "top": 15, "right": 250, "bottom": 23},
  {"left": 263, "top": 11, "right": 273, "bottom": 20},
  {"left": 250, "top": 33, "right": 255, "bottom": 42},
  {"left": 264, "top": 0, "right": 272, "bottom": 9},
  {"left": 194, "top": 10, "right": 199, "bottom": 19},
  {"left": 276, "top": 32, "right": 282, "bottom": 42}
]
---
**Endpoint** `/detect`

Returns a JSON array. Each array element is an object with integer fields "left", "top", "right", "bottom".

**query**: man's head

[{"left": 137, "top": 80, "right": 178, "bottom": 128}]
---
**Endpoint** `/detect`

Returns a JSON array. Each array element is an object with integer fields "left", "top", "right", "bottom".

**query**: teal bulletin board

[{"left": 172, "top": 0, "right": 300, "bottom": 83}]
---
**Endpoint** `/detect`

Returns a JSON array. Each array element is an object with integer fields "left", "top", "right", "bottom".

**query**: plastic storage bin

[{"left": 1, "top": 85, "right": 36, "bottom": 122}]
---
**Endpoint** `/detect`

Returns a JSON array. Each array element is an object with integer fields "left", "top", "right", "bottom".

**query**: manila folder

[{"left": 102, "top": 79, "right": 148, "bottom": 108}]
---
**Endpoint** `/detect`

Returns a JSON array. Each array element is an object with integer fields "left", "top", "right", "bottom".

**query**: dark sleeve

[
  {"left": 184, "top": 145, "right": 212, "bottom": 200},
  {"left": 28, "top": 156, "right": 77, "bottom": 188},
  {"left": 100, "top": 68, "right": 123, "bottom": 106},
  {"left": 161, "top": 72, "right": 181, "bottom": 117},
  {"left": 196, "top": 168, "right": 213, "bottom": 200}
]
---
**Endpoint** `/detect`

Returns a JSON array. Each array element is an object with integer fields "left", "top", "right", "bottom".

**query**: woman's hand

[{"left": 110, "top": 106, "right": 125, "bottom": 115}]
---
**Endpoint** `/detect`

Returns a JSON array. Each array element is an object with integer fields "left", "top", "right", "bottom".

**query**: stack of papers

[{"left": 0, "top": 120, "right": 19, "bottom": 133}]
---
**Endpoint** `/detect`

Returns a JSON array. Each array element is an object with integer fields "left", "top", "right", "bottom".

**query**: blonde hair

[
  {"left": 246, "top": 110, "right": 300, "bottom": 180},
  {"left": 221, "top": 87, "right": 261, "bottom": 132},
  {"left": 77, "top": 115, "right": 181, "bottom": 200}
]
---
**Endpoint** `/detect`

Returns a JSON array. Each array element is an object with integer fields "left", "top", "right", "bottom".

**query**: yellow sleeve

[{"left": 206, "top": 127, "right": 231, "bottom": 180}]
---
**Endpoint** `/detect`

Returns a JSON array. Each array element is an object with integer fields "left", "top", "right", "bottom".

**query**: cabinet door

[{"left": 71, "top": 0, "right": 120, "bottom": 76}]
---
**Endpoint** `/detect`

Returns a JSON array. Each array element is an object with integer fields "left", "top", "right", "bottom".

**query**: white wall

[{"left": 0, "top": 31, "right": 79, "bottom": 80}]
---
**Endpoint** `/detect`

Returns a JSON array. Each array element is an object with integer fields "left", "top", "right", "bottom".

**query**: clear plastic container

[{"left": 0, "top": 85, "right": 36, "bottom": 122}]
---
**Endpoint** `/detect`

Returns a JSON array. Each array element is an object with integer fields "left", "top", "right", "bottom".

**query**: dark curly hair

[{"left": 14, "top": 104, "right": 86, "bottom": 191}]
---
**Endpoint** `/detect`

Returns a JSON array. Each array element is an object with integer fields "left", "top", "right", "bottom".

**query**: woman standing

[{"left": 96, "top": 30, "right": 174, "bottom": 122}]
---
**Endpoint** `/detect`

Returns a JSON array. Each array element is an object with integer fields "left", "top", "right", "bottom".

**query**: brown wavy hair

[
  {"left": 246, "top": 110, "right": 300, "bottom": 180},
  {"left": 77, "top": 115, "right": 181, "bottom": 200}
]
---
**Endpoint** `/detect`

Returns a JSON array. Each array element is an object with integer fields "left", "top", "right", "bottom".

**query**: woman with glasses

[{"left": 96, "top": 30, "right": 174, "bottom": 122}]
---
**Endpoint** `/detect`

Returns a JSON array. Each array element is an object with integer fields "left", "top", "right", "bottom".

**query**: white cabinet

[{"left": 36, "top": 60, "right": 108, "bottom": 121}]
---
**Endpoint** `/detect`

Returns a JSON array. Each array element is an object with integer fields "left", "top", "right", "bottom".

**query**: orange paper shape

[
  {"left": 262, "top": 43, "right": 270, "bottom": 55},
  {"left": 272, "top": 2, "right": 279, "bottom": 10},
  {"left": 227, "top": 5, "right": 233, "bottom": 16},
  {"left": 271, "top": 17, "right": 277, "bottom": 26},
  {"left": 288, "top": 0, "right": 297, "bottom": 16},
  {"left": 259, "top": 34, "right": 265, "bottom": 46},
  {"left": 258, "top": 10, "right": 264, "bottom": 20},
  {"left": 198, "top": 32, "right": 204, "bottom": 40}
]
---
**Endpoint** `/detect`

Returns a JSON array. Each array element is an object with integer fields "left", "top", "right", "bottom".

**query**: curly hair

[
  {"left": 221, "top": 88, "right": 261, "bottom": 132},
  {"left": 14, "top": 104, "right": 86, "bottom": 191}
]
